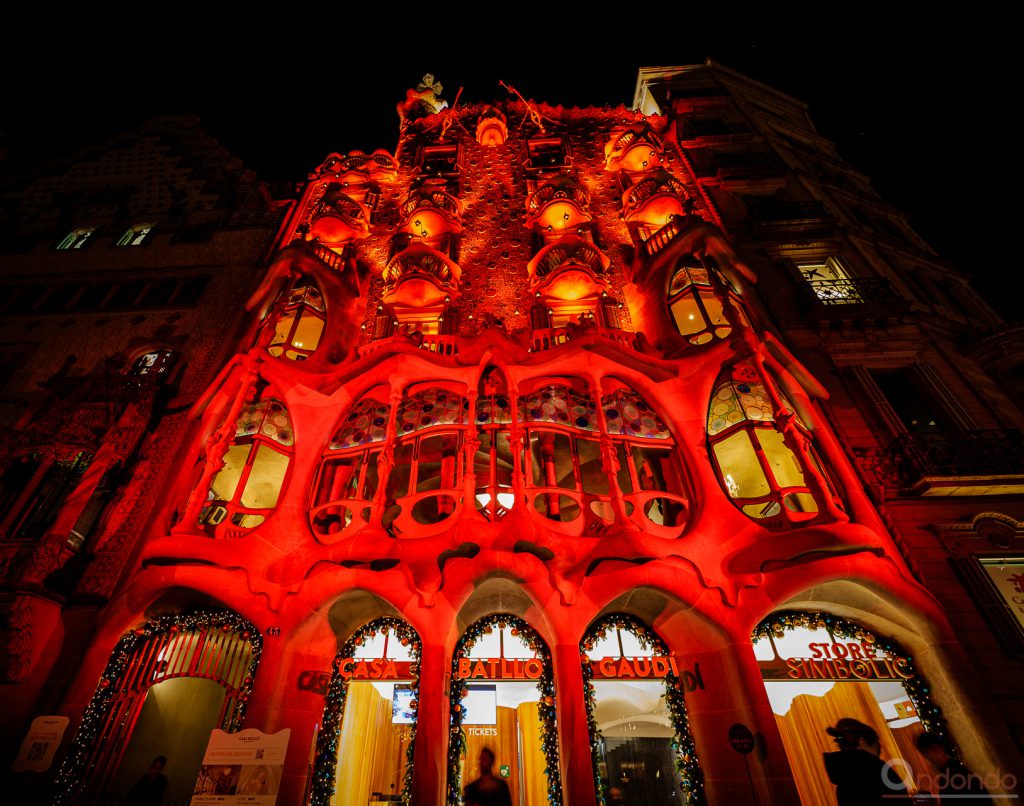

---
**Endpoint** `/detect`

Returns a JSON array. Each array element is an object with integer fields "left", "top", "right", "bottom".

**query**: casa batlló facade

[{"left": 2, "top": 63, "right": 1023, "bottom": 805}]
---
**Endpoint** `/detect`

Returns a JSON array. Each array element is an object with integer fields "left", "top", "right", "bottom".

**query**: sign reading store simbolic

[{"left": 760, "top": 640, "right": 914, "bottom": 681}]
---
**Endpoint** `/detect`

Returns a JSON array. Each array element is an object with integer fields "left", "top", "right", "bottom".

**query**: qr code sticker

[
  {"left": 27, "top": 742, "right": 48, "bottom": 762},
  {"left": 254, "top": 749, "right": 265, "bottom": 760}
]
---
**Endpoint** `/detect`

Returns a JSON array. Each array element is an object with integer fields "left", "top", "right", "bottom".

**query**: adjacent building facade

[{"left": 2, "top": 64, "right": 1022, "bottom": 805}]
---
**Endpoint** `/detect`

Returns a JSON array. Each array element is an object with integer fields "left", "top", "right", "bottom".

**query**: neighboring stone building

[{"left": 2, "top": 65, "right": 1022, "bottom": 805}]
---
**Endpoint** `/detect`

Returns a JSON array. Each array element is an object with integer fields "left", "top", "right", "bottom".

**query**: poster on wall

[
  {"left": 190, "top": 728, "right": 290, "bottom": 806},
  {"left": 979, "top": 557, "right": 1024, "bottom": 633},
  {"left": 11, "top": 715, "right": 69, "bottom": 772}
]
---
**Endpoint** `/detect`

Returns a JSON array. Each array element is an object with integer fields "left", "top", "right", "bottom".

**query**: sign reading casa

[{"left": 334, "top": 658, "right": 415, "bottom": 680}]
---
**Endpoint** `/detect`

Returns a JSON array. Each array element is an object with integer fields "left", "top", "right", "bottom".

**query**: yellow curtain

[
  {"left": 773, "top": 681, "right": 927, "bottom": 806},
  {"left": 462, "top": 707, "right": 521, "bottom": 806},
  {"left": 517, "top": 702, "right": 548, "bottom": 806},
  {"left": 334, "top": 683, "right": 410, "bottom": 806}
]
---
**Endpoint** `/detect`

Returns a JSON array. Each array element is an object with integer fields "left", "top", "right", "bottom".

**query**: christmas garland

[
  {"left": 52, "top": 609, "right": 261, "bottom": 806},
  {"left": 311, "top": 617, "right": 422, "bottom": 806},
  {"left": 753, "top": 611, "right": 949, "bottom": 737},
  {"left": 581, "top": 613, "right": 705, "bottom": 806},
  {"left": 446, "top": 614, "right": 562, "bottom": 806}
]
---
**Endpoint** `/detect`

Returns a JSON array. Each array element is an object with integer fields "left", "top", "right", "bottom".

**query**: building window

[
  {"left": 753, "top": 612, "right": 951, "bottom": 805},
  {"left": 314, "top": 620, "right": 422, "bottom": 806},
  {"left": 707, "top": 364, "right": 835, "bottom": 526},
  {"left": 582, "top": 615, "right": 704, "bottom": 805},
  {"left": 129, "top": 350, "right": 175, "bottom": 377},
  {"left": 447, "top": 615, "right": 560, "bottom": 806},
  {"left": 0, "top": 451, "right": 92, "bottom": 542},
  {"left": 198, "top": 395, "right": 293, "bottom": 537},
  {"left": 56, "top": 227, "right": 96, "bottom": 250},
  {"left": 116, "top": 223, "right": 156, "bottom": 246},
  {"left": 525, "top": 137, "right": 570, "bottom": 172},
  {"left": 418, "top": 144, "right": 460, "bottom": 177},
  {"left": 795, "top": 256, "right": 857, "bottom": 302},
  {"left": 667, "top": 255, "right": 748, "bottom": 345},
  {"left": 263, "top": 277, "right": 327, "bottom": 361}
]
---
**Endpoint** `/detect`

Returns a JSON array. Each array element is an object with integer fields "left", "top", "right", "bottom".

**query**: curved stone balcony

[
  {"left": 621, "top": 170, "right": 689, "bottom": 229},
  {"left": 476, "top": 107, "right": 508, "bottom": 146},
  {"left": 524, "top": 177, "right": 592, "bottom": 232},
  {"left": 306, "top": 189, "right": 371, "bottom": 246},
  {"left": 527, "top": 235, "right": 610, "bottom": 299},
  {"left": 320, "top": 148, "right": 398, "bottom": 183},
  {"left": 398, "top": 185, "right": 463, "bottom": 236},
  {"left": 383, "top": 242, "right": 461, "bottom": 306},
  {"left": 604, "top": 123, "right": 665, "bottom": 174}
]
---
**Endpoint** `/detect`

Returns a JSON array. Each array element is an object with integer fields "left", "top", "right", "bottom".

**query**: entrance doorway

[
  {"left": 448, "top": 615, "right": 561, "bottom": 806},
  {"left": 54, "top": 611, "right": 260, "bottom": 806},
  {"left": 581, "top": 615, "right": 703, "bottom": 805},
  {"left": 314, "top": 619, "right": 421, "bottom": 806},
  {"left": 754, "top": 612, "right": 950, "bottom": 804}
]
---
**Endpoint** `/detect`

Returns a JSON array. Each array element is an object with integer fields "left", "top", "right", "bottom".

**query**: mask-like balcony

[
  {"left": 307, "top": 190, "right": 371, "bottom": 247},
  {"left": 320, "top": 149, "right": 398, "bottom": 184},
  {"left": 621, "top": 170, "right": 689, "bottom": 229},
  {"left": 383, "top": 243, "right": 461, "bottom": 307},
  {"left": 524, "top": 177, "right": 592, "bottom": 232},
  {"left": 527, "top": 235, "right": 610, "bottom": 299},
  {"left": 604, "top": 123, "right": 664, "bottom": 174},
  {"left": 398, "top": 185, "right": 463, "bottom": 236},
  {"left": 476, "top": 107, "right": 508, "bottom": 146}
]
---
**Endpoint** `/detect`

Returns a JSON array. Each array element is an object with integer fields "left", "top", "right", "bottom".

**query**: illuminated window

[
  {"left": 708, "top": 365, "right": 836, "bottom": 525},
  {"left": 116, "top": 223, "right": 156, "bottom": 246},
  {"left": 311, "top": 393, "right": 389, "bottom": 539},
  {"left": 667, "top": 255, "right": 748, "bottom": 345},
  {"left": 795, "top": 256, "right": 860, "bottom": 302},
  {"left": 129, "top": 350, "right": 174, "bottom": 377},
  {"left": 263, "top": 277, "right": 326, "bottom": 361},
  {"left": 56, "top": 227, "right": 96, "bottom": 250},
  {"left": 199, "top": 395, "right": 293, "bottom": 536}
]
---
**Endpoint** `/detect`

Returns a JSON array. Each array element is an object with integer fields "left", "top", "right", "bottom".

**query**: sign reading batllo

[{"left": 760, "top": 639, "right": 913, "bottom": 681}]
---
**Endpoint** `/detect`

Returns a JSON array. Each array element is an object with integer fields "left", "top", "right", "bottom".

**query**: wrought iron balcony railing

[
  {"left": 800, "top": 277, "right": 906, "bottom": 307},
  {"left": 750, "top": 200, "right": 832, "bottom": 222},
  {"left": 891, "top": 430, "right": 1024, "bottom": 483}
]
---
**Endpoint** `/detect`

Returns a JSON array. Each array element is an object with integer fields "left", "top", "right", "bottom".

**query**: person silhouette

[
  {"left": 464, "top": 747, "right": 512, "bottom": 806},
  {"left": 120, "top": 756, "right": 168, "bottom": 806},
  {"left": 822, "top": 718, "right": 908, "bottom": 805}
]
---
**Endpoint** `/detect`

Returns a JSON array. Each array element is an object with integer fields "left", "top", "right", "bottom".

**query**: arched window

[
  {"left": 384, "top": 386, "right": 467, "bottom": 535},
  {"left": 199, "top": 395, "right": 293, "bottom": 537},
  {"left": 582, "top": 615, "right": 704, "bottom": 805},
  {"left": 263, "top": 277, "right": 326, "bottom": 361},
  {"left": 129, "top": 350, "right": 174, "bottom": 377},
  {"left": 667, "top": 255, "right": 748, "bottom": 346},
  {"left": 116, "top": 223, "right": 156, "bottom": 246},
  {"left": 753, "top": 611, "right": 950, "bottom": 805},
  {"left": 707, "top": 364, "right": 834, "bottom": 525},
  {"left": 313, "top": 619, "right": 421, "bottom": 806},
  {"left": 56, "top": 227, "right": 96, "bottom": 250},
  {"left": 311, "top": 392, "right": 390, "bottom": 539}
]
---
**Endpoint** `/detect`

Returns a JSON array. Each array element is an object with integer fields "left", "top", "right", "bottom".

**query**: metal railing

[
  {"left": 801, "top": 277, "right": 905, "bottom": 307},
  {"left": 750, "top": 201, "right": 831, "bottom": 222},
  {"left": 891, "top": 430, "right": 1024, "bottom": 481}
]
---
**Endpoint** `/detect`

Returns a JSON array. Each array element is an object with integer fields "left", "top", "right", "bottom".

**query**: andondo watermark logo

[{"left": 881, "top": 758, "right": 1019, "bottom": 799}]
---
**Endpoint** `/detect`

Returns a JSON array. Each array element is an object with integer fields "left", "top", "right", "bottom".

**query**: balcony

[
  {"left": 382, "top": 243, "right": 461, "bottom": 307},
  {"left": 749, "top": 200, "right": 834, "bottom": 238},
  {"left": 530, "top": 324, "right": 635, "bottom": 353},
  {"left": 798, "top": 278, "right": 910, "bottom": 321},
  {"left": 398, "top": 186, "right": 463, "bottom": 235},
  {"left": 525, "top": 177, "right": 591, "bottom": 231},
  {"left": 714, "top": 151, "right": 785, "bottom": 180},
  {"left": 622, "top": 171, "right": 689, "bottom": 228},
  {"left": 677, "top": 119, "right": 752, "bottom": 146},
  {"left": 891, "top": 430, "right": 1024, "bottom": 496},
  {"left": 604, "top": 124, "right": 664, "bottom": 174},
  {"left": 306, "top": 190, "right": 371, "bottom": 246},
  {"left": 527, "top": 235, "right": 610, "bottom": 299}
]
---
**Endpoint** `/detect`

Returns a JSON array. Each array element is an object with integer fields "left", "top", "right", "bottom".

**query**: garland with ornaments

[
  {"left": 311, "top": 617, "right": 422, "bottom": 806},
  {"left": 52, "top": 609, "right": 261, "bottom": 805},
  {"left": 581, "top": 613, "right": 705, "bottom": 806},
  {"left": 753, "top": 611, "right": 949, "bottom": 738},
  {"left": 446, "top": 613, "right": 562, "bottom": 806}
]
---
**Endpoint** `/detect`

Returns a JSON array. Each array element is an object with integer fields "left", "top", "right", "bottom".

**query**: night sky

[{"left": 1, "top": 23, "right": 1013, "bottom": 317}]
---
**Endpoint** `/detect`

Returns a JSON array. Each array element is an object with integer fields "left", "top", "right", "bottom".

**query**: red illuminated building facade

[{"left": 2, "top": 63, "right": 1023, "bottom": 804}]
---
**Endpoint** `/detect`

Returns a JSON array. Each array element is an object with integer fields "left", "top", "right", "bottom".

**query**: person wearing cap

[{"left": 822, "top": 718, "right": 908, "bottom": 804}]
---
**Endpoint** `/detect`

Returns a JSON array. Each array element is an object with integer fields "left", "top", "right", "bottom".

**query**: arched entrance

[
  {"left": 311, "top": 617, "right": 421, "bottom": 806},
  {"left": 54, "top": 609, "right": 261, "bottom": 805},
  {"left": 446, "top": 614, "right": 561, "bottom": 806},
  {"left": 753, "top": 610, "right": 951, "bottom": 803},
  {"left": 580, "top": 613, "right": 704, "bottom": 805}
]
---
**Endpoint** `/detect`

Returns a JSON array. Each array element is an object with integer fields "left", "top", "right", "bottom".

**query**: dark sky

[{"left": 2, "top": 22, "right": 1014, "bottom": 318}]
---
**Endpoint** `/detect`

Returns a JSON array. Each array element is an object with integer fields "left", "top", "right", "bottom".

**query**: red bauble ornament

[
  {"left": 241, "top": 631, "right": 251, "bottom": 639},
  {"left": 453, "top": 703, "right": 461, "bottom": 712},
  {"left": 99, "top": 678, "right": 111, "bottom": 688},
  {"left": 510, "top": 628, "right": 519, "bottom": 636},
  {"left": 543, "top": 696, "right": 554, "bottom": 706},
  {"left": 409, "top": 700, "right": 418, "bottom": 710},
  {"left": 133, "top": 628, "right": 145, "bottom": 637},
  {"left": 354, "top": 637, "right": 363, "bottom": 646}
]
